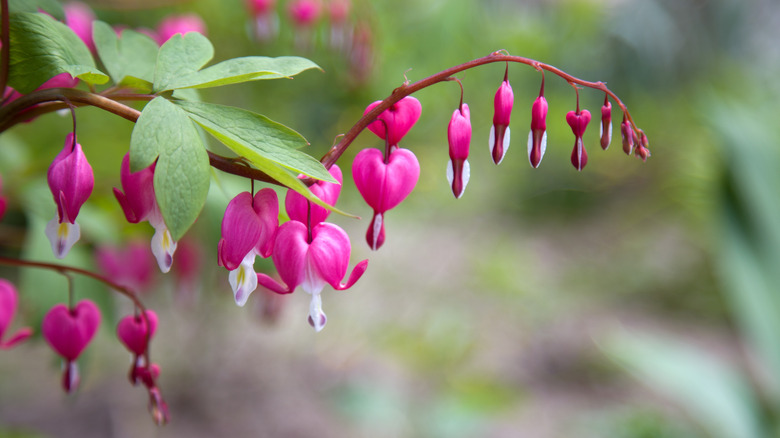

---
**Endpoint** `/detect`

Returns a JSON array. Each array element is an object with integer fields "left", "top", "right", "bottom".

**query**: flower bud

[
  {"left": 489, "top": 79, "right": 513, "bottom": 164},
  {"left": 566, "top": 109, "right": 592, "bottom": 171},
  {"left": 527, "top": 95, "right": 548, "bottom": 168},
  {"left": 621, "top": 116, "right": 634, "bottom": 156},
  {"left": 447, "top": 104, "right": 471, "bottom": 199},
  {"left": 600, "top": 97, "right": 612, "bottom": 150}
]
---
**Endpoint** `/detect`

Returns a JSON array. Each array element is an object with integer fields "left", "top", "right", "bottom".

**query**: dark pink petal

[
  {"left": 117, "top": 310, "right": 158, "bottom": 356},
  {"left": 47, "top": 134, "right": 94, "bottom": 224},
  {"left": 218, "top": 192, "right": 264, "bottom": 270},
  {"left": 271, "top": 221, "right": 310, "bottom": 292},
  {"left": 308, "top": 223, "right": 351, "bottom": 288},
  {"left": 528, "top": 95, "right": 548, "bottom": 168},
  {"left": 0, "top": 279, "right": 32, "bottom": 349},
  {"left": 285, "top": 164, "right": 342, "bottom": 227},
  {"left": 157, "top": 13, "right": 207, "bottom": 45},
  {"left": 352, "top": 147, "right": 420, "bottom": 213},
  {"left": 365, "top": 96, "right": 422, "bottom": 146},
  {"left": 114, "top": 153, "right": 157, "bottom": 224},
  {"left": 448, "top": 104, "right": 471, "bottom": 161},
  {"left": 247, "top": 0, "right": 276, "bottom": 15},
  {"left": 332, "top": 259, "right": 368, "bottom": 291},
  {"left": 288, "top": 0, "right": 322, "bottom": 26},
  {"left": 252, "top": 188, "right": 279, "bottom": 258},
  {"left": 256, "top": 273, "right": 293, "bottom": 294},
  {"left": 64, "top": 2, "right": 96, "bottom": 52},
  {"left": 42, "top": 300, "right": 101, "bottom": 361}
]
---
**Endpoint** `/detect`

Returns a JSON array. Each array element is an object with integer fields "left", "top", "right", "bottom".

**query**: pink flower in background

[
  {"left": 45, "top": 133, "right": 94, "bottom": 259},
  {"left": 352, "top": 147, "right": 419, "bottom": 250},
  {"left": 113, "top": 153, "right": 177, "bottom": 273},
  {"left": 157, "top": 13, "right": 207, "bottom": 45},
  {"left": 171, "top": 238, "right": 203, "bottom": 303},
  {"left": 257, "top": 220, "right": 367, "bottom": 332},
  {"left": 117, "top": 310, "right": 158, "bottom": 384},
  {"left": 246, "top": 0, "right": 278, "bottom": 41},
  {"left": 42, "top": 300, "right": 101, "bottom": 393},
  {"left": 284, "top": 164, "right": 342, "bottom": 228},
  {"left": 0, "top": 280, "right": 33, "bottom": 350},
  {"left": 566, "top": 108, "right": 592, "bottom": 171},
  {"left": 288, "top": 0, "right": 322, "bottom": 27},
  {"left": 446, "top": 103, "right": 472, "bottom": 199},
  {"left": 490, "top": 74, "right": 513, "bottom": 165},
  {"left": 95, "top": 242, "right": 155, "bottom": 292},
  {"left": 64, "top": 2, "right": 96, "bottom": 52},
  {"left": 218, "top": 189, "right": 279, "bottom": 306},
  {"left": 247, "top": 0, "right": 276, "bottom": 15},
  {"left": 0, "top": 173, "right": 7, "bottom": 221}
]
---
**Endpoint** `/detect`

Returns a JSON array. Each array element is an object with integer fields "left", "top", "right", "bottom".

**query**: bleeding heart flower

[
  {"left": 352, "top": 147, "right": 420, "bottom": 250},
  {"left": 113, "top": 153, "right": 177, "bottom": 273},
  {"left": 527, "top": 93, "right": 548, "bottom": 169},
  {"left": 447, "top": 103, "right": 472, "bottom": 199},
  {"left": 64, "top": 2, "right": 96, "bottom": 52},
  {"left": 157, "top": 13, "right": 207, "bottom": 45},
  {"left": 42, "top": 300, "right": 101, "bottom": 393},
  {"left": 45, "top": 133, "right": 94, "bottom": 259},
  {"left": 288, "top": 0, "right": 322, "bottom": 27},
  {"left": 621, "top": 114, "right": 635, "bottom": 156},
  {"left": 0, "top": 279, "right": 33, "bottom": 350},
  {"left": 218, "top": 189, "right": 279, "bottom": 306},
  {"left": 489, "top": 73, "right": 513, "bottom": 165},
  {"left": 600, "top": 95, "right": 612, "bottom": 150},
  {"left": 567, "top": 109, "right": 592, "bottom": 171},
  {"left": 95, "top": 242, "right": 156, "bottom": 292},
  {"left": 117, "top": 310, "right": 158, "bottom": 385},
  {"left": 0, "top": 173, "right": 7, "bottom": 221},
  {"left": 285, "top": 164, "right": 342, "bottom": 228},
  {"left": 365, "top": 96, "right": 422, "bottom": 147},
  {"left": 256, "top": 221, "right": 368, "bottom": 332}
]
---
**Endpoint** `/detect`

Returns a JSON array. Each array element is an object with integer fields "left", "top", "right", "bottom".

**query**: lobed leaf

[
  {"left": 130, "top": 97, "right": 210, "bottom": 241},
  {"left": 9, "top": 0, "right": 64, "bottom": 19},
  {"left": 8, "top": 13, "right": 108, "bottom": 93},
  {"left": 93, "top": 21, "right": 158, "bottom": 92},
  {"left": 161, "top": 56, "right": 321, "bottom": 90},
  {"left": 153, "top": 32, "right": 213, "bottom": 92}
]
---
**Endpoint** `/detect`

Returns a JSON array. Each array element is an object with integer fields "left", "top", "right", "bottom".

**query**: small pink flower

[
  {"left": 95, "top": 242, "right": 156, "bottom": 292},
  {"left": 117, "top": 310, "right": 158, "bottom": 384},
  {"left": 257, "top": 221, "right": 368, "bottom": 331},
  {"left": 113, "top": 153, "right": 177, "bottom": 273},
  {"left": 365, "top": 96, "right": 422, "bottom": 147},
  {"left": 218, "top": 189, "right": 279, "bottom": 306},
  {"left": 490, "top": 76, "right": 513, "bottom": 165},
  {"left": 285, "top": 164, "right": 342, "bottom": 228},
  {"left": 634, "top": 130, "right": 650, "bottom": 162},
  {"left": 288, "top": 0, "right": 322, "bottom": 27},
  {"left": 64, "top": 2, "right": 96, "bottom": 52},
  {"left": 0, "top": 279, "right": 33, "bottom": 350},
  {"left": 42, "top": 300, "right": 101, "bottom": 393},
  {"left": 157, "top": 13, "right": 207, "bottom": 45},
  {"left": 621, "top": 115, "right": 635, "bottom": 156},
  {"left": 446, "top": 103, "right": 471, "bottom": 199},
  {"left": 328, "top": 0, "right": 350, "bottom": 23},
  {"left": 600, "top": 96, "right": 612, "bottom": 150},
  {"left": 247, "top": 0, "right": 276, "bottom": 15},
  {"left": 352, "top": 147, "right": 420, "bottom": 250},
  {"left": 46, "top": 133, "right": 94, "bottom": 259},
  {"left": 566, "top": 109, "right": 592, "bottom": 171},
  {"left": 527, "top": 94, "right": 548, "bottom": 168}
]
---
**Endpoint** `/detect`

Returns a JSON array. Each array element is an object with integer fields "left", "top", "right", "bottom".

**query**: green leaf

[
  {"left": 153, "top": 32, "right": 214, "bottom": 92},
  {"left": 162, "top": 56, "right": 321, "bottom": 90},
  {"left": 9, "top": 0, "right": 64, "bottom": 19},
  {"left": 600, "top": 330, "right": 767, "bottom": 438},
  {"left": 174, "top": 101, "right": 353, "bottom": 217},
  {"left": 175, "top": 100, "right": 334, "bottom": 180},
  {"left": 93, "top": 21, "right": 158, "bottom": 91},
  {"left": 8, "top": 13, "right": 108, "bottom": 93},
  {"left": 130, "top": 97, "right": 210, "bottom": 241}
]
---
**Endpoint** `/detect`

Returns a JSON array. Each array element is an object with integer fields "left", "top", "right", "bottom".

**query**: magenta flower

[
  {"left": 64, "top": 2, "right": 96, "bottom": 52},
  {"left": 527, "top": 94, "right": 548, "bottom": 168},
  {"left": 257, "top": 220, "right": 368, "bottom": 331},
  {"left": 157, "top": 13, "right": 207, "bottom": 45},
  {"left": 365, "top": 96, "right": 422, "bottom": 147},
  {"left": 117, "top": 310, "right": 158, "bottom": 384},
  {"left": 634, "top": 130, "right": 651, "bottom": 162},
  {"left": 45, "top": 133, "right": 94, "bottom": 259},
  {"left": 352, "top": 147, "right": 420, "bottom": 250},
  {"left": 447, "top": 103, "right": 472, "bottom": 199},
  {"left": 285, "top": 164, "right": 342, "bottom": 228},
  {"left": 489, "top": 76, "right": 513, "bottom": 165},
  {"left": 247, "top": 0, "right": 276, "bottom": 15},
  {"left": 0, "top": 280, "right": 33, "bottom": 350},
  {"left": 288, "top": 0, "right": 322, "bottom": 27},
  {"left": 247, "top": 0, "right": 278, "bottom": 40},
  {"left": 42, "top": 300, "right": 101, "bottom": 393},
  {"left": 621, "top": 115, "right": 635, "bottom": 155},
  {"left": 113, "top": 153, "right": 177, "bottom": 273},
  {"left": 218, "top": 189, "right": 279, "bottom": 306},
  {"left": 95, "top": 242, "right": 156, "bottom": 292},
  {"left": 600, "top": 96, "right": 612, "bottom": 150},
  {"left": 566, "top": 108, "right": 592, "bottom": 171}
]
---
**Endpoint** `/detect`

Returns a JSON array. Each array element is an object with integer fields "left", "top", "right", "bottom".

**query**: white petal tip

[{"left": 45, "top": 218, "right": 80, "bottom": 259}]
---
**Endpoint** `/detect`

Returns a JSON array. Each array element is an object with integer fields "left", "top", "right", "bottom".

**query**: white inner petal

[
  {"left": 151, "top": 225, "right": 177, "bottom": 273},
  {"left": 446, "top": 159, "right": 454, "bottom": 187},
  {"left": 488, "top": 125, "right": 496, "bottom": 154},
  {"left": 540, "top": 132, "right": 548, "bottom": 161},
  {"left": 308, "top": 293, "right": 327, "bottom": 332},
  {"left": 459, "top": 159, "right": 471, "bottom": 199},
  {"left": 45, "top": 217, "right": 80, "bottom": 259},
  {"left": 229, "top": 255, "right": 258, "bottom": 307}
]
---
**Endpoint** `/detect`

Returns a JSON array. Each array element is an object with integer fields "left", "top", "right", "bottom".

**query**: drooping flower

[
  {"left": 0, "top": 280, "right": 33, "bottom": 350},
  {"left": 218, "top": 189, "right": 279, "bottom": 306},
  {"left": 257, "top": 220, "right": 368, "bottom": 331},
  {"left": 327, "top": 0, "right": 351, "bottom": 50},
  {"left": 117, "top": 310, "right": 158, "bottom": 385},
  {"left": 95, "top": 242, "right": 156, "bottom": 292},
  {"left": 113, "top": 153, "right": 177, "bottom": 273},
  {"left": 288, "top": 0, "right": 322, "bottom": 27},
  {"left": 64, "top": 2, "right": 96, "bottom": 52},
  {"left": 365, "top": 96, "right": 422, "bottom": 147},
  {"left": 489, "top": 72, "right": 513, "bottom": 165},
  {"left": 156, "top": 13, "right": 207, "bottom": 45},
  {"left": 42, "top": 300, "right": 101, "bottom": 393},
  {"left": 600, "top": 95, "right": 612, "bottom": 150},
  {"left": 246, "top": 0, "right": 278, "bottom": 41},
  {"left": 0, "top": 173, "right": 7, "bottom": 221},
  {"left": 352, "top": 147, "right": 420, "bottom": 250},
  {"left": 284, "top": 164, "right": 342, "bottom": 228},
  {"left": 621, "top": 115, "right": 635, "bottom": 156},
  {"left": 447, "top": 103, "right": 472, "bottom": 199},
  {"left": 634, "top": 130, "right": 651, "bottom": 162},
  {"left": 46, "top": 133, "right": 94, "bottom": 259},
  {"left": 527, "top": 93, "right": 548, "bottom": 168},
  {"left": 567, "top": 108, "right": 592, "bottom": 171}
]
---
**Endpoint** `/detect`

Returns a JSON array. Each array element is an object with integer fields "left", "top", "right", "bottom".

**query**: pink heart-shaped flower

[
  {"left": 42, "top": 300, "right": 101, "bottom": 361},
  {"left": 117, "top": 310, "right": 158, "bottom": 356},
  {"left": 365, "top": 96, "right": 422, "bottom": 146},
  {"left": 352, "top": 147, "right": 420, "bottom": 214}
]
